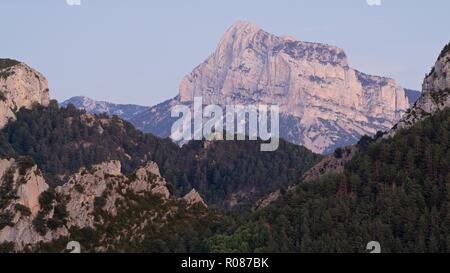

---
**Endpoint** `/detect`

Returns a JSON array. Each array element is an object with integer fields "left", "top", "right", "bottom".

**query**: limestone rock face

[
  {"left": 0, "top": 160, "right": 172, "bottom": 251},
  {"left": 55, "top": 161, "right": 123, "bottom": 229},
  {"left": 0, "top": 59, "right": 50, "bottom": 128},
  {"left": 56, "top": 160, "right": 171, "bottom": 229},
  {"left": 388, "top": 44, "right": 450, "bottom": 135},
  {"left": 423, "top": 46, "right": 450, "bottom": 93},
  {"left": 253, "top": 190, "right": 281, "bottom": 211},
  {"left": 129, "top": 162, "right": 170, "bottom": 199},
  {"left": 0, "top": 159, "right": 49, "bottom": 217},
  {"left": 16, "top": 166, "right": 49, "bottom": 217},
  {"left": 182, "top": 188, "right": 207, "bottom": 208},
  {"left": 0, "top": 159, "right": 51, "bottom": 250},
  {"left": 301, "top": 145, "right": 358, "bottom": 182},
  {"left": 135, "top": 21, "right": 411, "bottom": 154}
]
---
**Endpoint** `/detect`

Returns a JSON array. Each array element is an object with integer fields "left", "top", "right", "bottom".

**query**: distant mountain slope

[{"left": 61, "top": 96, "right": 149, "bottom": 121}]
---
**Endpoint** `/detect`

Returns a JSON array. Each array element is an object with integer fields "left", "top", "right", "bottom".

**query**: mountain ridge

[{"left": 60, "top": 96, "right": 149, "bottom": 121}]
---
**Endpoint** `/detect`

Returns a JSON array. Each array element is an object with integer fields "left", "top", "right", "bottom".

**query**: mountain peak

[
  {"left": 228, "top": 20, "right": 261, "bottom": 34},
  {"left": 177, "top": 21, "right": 410, "bottom": 153},
  {"left": 217, "top": 20, "right": 265, "bottom": 50},
  {"left": 226, "top": 21, "right": 296, "bottom": 42},
  {"left": 63, "top": 96, "right": 98, "bottom": 110},
  {"left": 183, "top": 188, "right": 207, "bottom": 208}
]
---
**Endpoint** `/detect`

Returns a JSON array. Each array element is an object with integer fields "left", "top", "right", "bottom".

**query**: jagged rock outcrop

[
  {"left": 0, "top": 159, "right": 51, "bottom": 250},
  {"left": 301, "top": 145, "right": 359, "bottom": 182},
  {"left": 253, "top": 190, "right": 281, "bottom": 211},
  {"left": 0, "top": 59, "right": 50, "bottom": 128},
  {"left": 182, "top": 189, "right": 207, "bottom": 208},
  {"left": 0, "top": 160, "right": 173, "bottom": 251},
  {"left": 131, "top": 21, "right": 412, "bottom": 154},
  {"left": 424, "top": 44, "right": 450, "bottom": 92},
  {"left": 56, "top": 160, "right": 171, "bottom": 229},
  {"left": 128, "top": 161, "right": 171, "bottom": 199},
  {"left": 388, "top": 42, "right": 450, "bottom": 136}
]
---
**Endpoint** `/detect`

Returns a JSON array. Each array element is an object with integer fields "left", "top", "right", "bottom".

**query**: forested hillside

[
  {"left": 0, "top": 101, "right": 321, "bottom": 208},
  {"left": 206, "top": 108, "right": 450, "bottom": 252},
  {"left": 33, "top": 108, "right": 450, "bottom": 253}
]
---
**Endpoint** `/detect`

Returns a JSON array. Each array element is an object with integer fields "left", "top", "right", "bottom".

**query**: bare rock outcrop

[
  {"left": 301, "top": 145, "right": 358, "bottom": 182},
  {"left": 253, "top": 190, "right": 281, "bottom": 211},
  {"left": 182, "top": 188, "right": 207, "bottom": 208},
  {"left": 0, "top": 160, "right": 172, "bottom": 251},
  {"left": 129, "top": 161, "right": 170, "bottom": 199},
  {"left": 388, "top": 42, "right": 450, "bottom": 136},
  {"left": 0, "top": 59, "right": 50, "bottom": 128},
  {"left": 0, "top": 159, "right": 51, "bottom": 250},
  {"left": 56, "top": 160, "right": 171, "bottom": 229}
]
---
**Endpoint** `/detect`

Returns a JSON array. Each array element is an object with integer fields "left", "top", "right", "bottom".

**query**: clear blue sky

[{"left": 1, "top": 0, "right": 449, "bottom": 105}]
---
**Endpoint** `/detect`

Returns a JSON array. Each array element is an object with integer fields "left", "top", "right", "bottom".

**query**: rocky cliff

[
  {"left": 0, "top": 158, "right": 51, "bottom": 250},
  {"left": 0, "top": 159, "right": 202, "bottom": 251},
  {"left": 132, "top": 21, "right": 412, "bottom": 154},
  {"left": 388, "top": 43, "right": 450, "bottom": 135},
  {"left": 183, "top": 188, "right": 207, "bottom": 208},
  {"left": 0, "top": 59, "right": 50, "bottom": 128}
]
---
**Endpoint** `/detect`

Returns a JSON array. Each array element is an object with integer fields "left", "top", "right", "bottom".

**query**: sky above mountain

[{"left": 1, "top": 0, "right": 449, "bottom": 105}]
